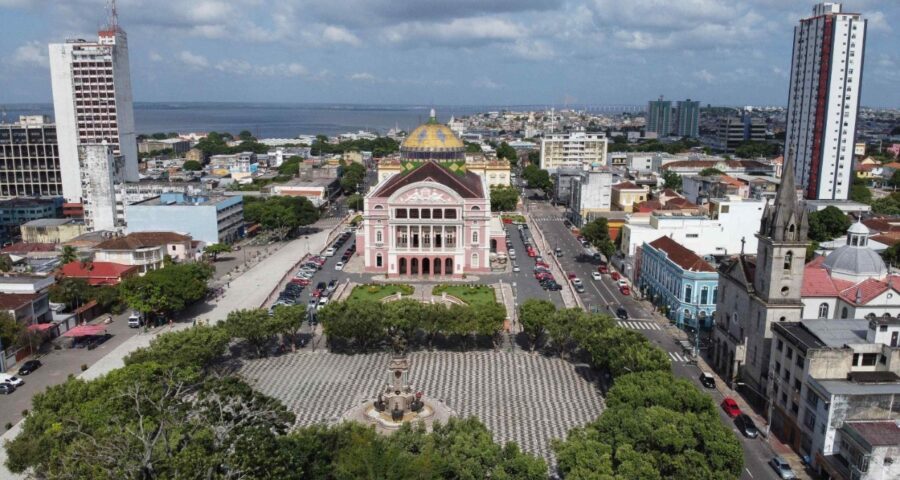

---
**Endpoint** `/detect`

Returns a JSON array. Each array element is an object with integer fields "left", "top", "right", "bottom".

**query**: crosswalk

[
  {"left": 530, "top": 216, "right": 567, "bottom": 222},
  {"left": 617, "top": 320, "right": 663, "bottom": 331},
  {"left": 667, "top": 351, "right": 692, "bottom": 363}
]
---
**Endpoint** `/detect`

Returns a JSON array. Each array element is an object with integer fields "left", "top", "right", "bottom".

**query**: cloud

[
  {"left": 149, "top": 52, "right": 163, "bottom": 62},
  {"left": 322, "top": 26, "right": 361, "bottom": 46},
  {"left": 385, "top": 17, "right": 524, "bottom": 46},
  {"left": 8, "top": 41, "right": 48, "bottom": 68},
  {"left": 348, "top": 72, "right": 377, "bottom": 82},
  {"left": 694, "top": 69, "right": 716, "bottom": 84},
  {"left": 472, "top": 77, "right": 502, "bottom": 89},
  {"left": 214, "top": 59, "right": 311, "bottom": 77},
  {"left": 178, "top": 50, "right": 210, "bottom": 69}
]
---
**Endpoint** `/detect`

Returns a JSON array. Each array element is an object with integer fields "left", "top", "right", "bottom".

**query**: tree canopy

[
  {"left": 808, "top": 206, "right": 852, "bottom": 242},
  {"left": 662, "top": 170, "right": 682, "bottom": 191},
  {"left": 118, "top": 263, "right": 213, "bottom": 319},
  {"left": 496, "top": 142, "right": 518, "bottom": 165},
  {"left": 195, "top": 131, "right": 268, "bottom": 158},
  {"left": 182, "top": 160, "right": 202, "bottom": 171},
  {"left": 698, "top": 167, "right": 725, "bottom": 177},
  {"left": 311, "top": 136, "right": 399, "bottom": 158},
  {"left": 522, "top": 164, "right": 552, "bottom": 194},
  {"left": 340, "top": 162, "right": 367, "bottom": 194},
  {"left": 580, "top": 218, "right": 616, "bottom": 258},
  {"left": 243, "top": 196, "right": 320, "bottom": 238},
  {"left": 734, "top": 141, "right": 779, "bottom": 159},
  {"left": 490, "top": 185, "right": 520, "bottom": 212}
]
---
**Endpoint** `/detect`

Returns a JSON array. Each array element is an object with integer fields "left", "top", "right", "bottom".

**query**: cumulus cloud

[
  {"left": 8, "top": 41, "right": 48, "bottom": 68},
  {"left": 322, "top": 26, "right": 361, "bottom": 46},
  {"left": 178, "top": 51, "right": 210, "bottom": 69},
  {"left": 694, "top": 69, "right": 716, "bottom": 84},
  {"left": 385, "top": 17, "right": 523, "bottom": 46},
  {"left": 348, "top": 72, "right": 377, "bottom": 82},
  {"left": 215, "top": 59, "right": 311, "bottom": 77}
]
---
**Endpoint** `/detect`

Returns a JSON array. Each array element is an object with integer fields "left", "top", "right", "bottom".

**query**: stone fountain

[{"left": 342, "top": 340, "right": 455, "bottom": 433}]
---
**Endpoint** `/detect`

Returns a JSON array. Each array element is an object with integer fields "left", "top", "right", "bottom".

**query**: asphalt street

[{"left": 526, "top": 196, "right": 780, "bottom": 480}]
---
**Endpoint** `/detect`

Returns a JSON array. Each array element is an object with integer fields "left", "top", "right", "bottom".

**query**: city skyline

[{"left": 1, "top": 0, "right": 898, "bottom": 107}]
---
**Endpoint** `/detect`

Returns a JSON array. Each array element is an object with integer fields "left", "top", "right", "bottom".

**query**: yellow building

[{"left": 611, "top": 181, "right": 649, "bottom": 212}]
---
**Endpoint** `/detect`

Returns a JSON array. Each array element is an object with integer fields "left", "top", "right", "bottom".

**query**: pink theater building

[{"left": 357, "top": 113, "right": 506, "bottom": 278}]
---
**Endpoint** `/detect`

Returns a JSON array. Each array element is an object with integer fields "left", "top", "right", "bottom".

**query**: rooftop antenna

[{"left": 106, "top": 0, "right": 119, "bottom": 31}]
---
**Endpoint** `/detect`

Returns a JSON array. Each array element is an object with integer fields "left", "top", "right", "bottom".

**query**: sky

[{"left": 0, "top": 0, "right": 898, "bottom": 107}]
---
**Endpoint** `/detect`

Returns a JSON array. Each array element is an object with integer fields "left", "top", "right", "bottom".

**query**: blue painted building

[
  {"left": 125, "top": 193, "right": 244, "bottom": 245},
  {"left": 637, "top": 235, "right": 718, "bottom": 329}
]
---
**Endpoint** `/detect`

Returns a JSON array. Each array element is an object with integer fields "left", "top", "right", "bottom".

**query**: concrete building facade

[
  {"left": 125, "top": 193, "right": 244, "bottom": 244},
  {"left": 540, "top": 132, "right": 608, "bottom": 172},
  {"left": 785, "top": 2, "right": 867, "bottom": 201},
  {"left": 0, "top": 116, "right": 62, "bottom": 197},
  {"left": 568, "top": 170, "right": 613, "bottom": 227},
  {"left": 49, "top": 9, "right": 138, "bottom": 203},
  {"left": 675, "top": 99, "right": 700, "bottom": 138},
  {"left": 646, "top": 96, "right": 672, "bottom": 136}
]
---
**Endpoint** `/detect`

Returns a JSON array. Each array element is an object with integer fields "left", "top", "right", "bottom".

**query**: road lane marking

[{"left": 745, "top": 468, "right": 753, "bottom": 478}]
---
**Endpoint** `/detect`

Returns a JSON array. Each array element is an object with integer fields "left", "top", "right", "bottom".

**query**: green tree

[
  {"left": 519, "top": 299, "right": 555, "bottom": 352},
  {"left": 49, "top": 278, "right": 92, "bottom": 310},
  {"left": 223, "top": 308, "right": 276, "bottom": 357},
  {"left": 580, "top": 218, "right": 616, "bottom": 258},
  {"left": 662, "top": 170, "right": 682, "bottom": 191},
  {"left": 203, "top": 243, "right": 232, "bottom": 261},
  {"left": 872, "top": 192, "right": 900, "bottom": 215},
  {"left": 124, "top": 324, "right": 230, "bottom": 370},
  {"left": 340, "top": 162, "right": 367, "bottom": 194},
  {"left": 182, "top": 159, "right": 202, "bottom": 171},
  {"left": 527, "top": 150, "right": 540, "bottom": 166},
  {"left": 496, "top": 142, "right": 518, "bottom": 165},
  {"left": 0, "top": 311, "right": 24, "bottom": 351},
  {"left": 464, "top": 141, "right": 482, "bottom": 153},
  {"left": 890, "top": 170, "right": 900, "bottom": 190},
  {"left": 698, "top": 167, "right": 725, "bottom": 176},
  {"left": 850, "top": 183, "right": 873, "bottom": 204},
  {"left": 0, "top": 254, "right": 13, "bottom": 272},
  {"left": 57, "top": 245, "right": 78, "bottom": 266},
  {"left": 243, "top": 196, "right": 319, "bottom": 238},
  {"left": 270, "top": 304, "right": 306, "bottom": 351},
  {"left": 490, "top": 185, "right": 520, "bottom": 211},
  {"left": 882, "top": 243, "right": 900, "bottom": 268},
  {"left": 277, "top": 155, "right": 303, "bottom": 176},
  {"left": 734, "top": 141, "right": 778, "bottom": 159},
  {"left": 808, "top": 206, "right": 852, "bottom": 242},
  {"left": 118, "top": 263, "right": 213, "bottom": 320},
  {"left": 346, "top": 193, "right": 364, "bottom": 211},
  {"left": 522, "top": 164, "right": 552, "bottom": 194}
]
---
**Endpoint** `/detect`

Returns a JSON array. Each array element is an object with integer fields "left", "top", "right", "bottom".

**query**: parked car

[
  {"left": 615, "top": 306, "right": 629, "bottom": 320},
  {"left": 0, "top": 383, "right": 15, "bottom": 395},
  {"left": 128, "top": 312, "right": 143, "bottom": 328},
  {"left": 0, "top": 373, "right": 25, "bottom": 387},
  {"left": 512, "top": 263, "right": 520, "bottom": 272},
  {"left": 535, "top": 273, "right": 554, "bottom": 281},
  {"left": 17, "top": 360, "right": 42, "bottom": 376},
  {"left": 324, "top": 248, "right": 336, "bottom": 257},
  {"left": 554, "top": 247, "right": 563, "bottom": 257},
  {"left": 617, "top": 279, "right": 629, "bottom": 288},
  {"left": 591, "top": 272, "right": 602, "bottom": 281},
  {"left": 567, "top": 272, "right": 577, "bottom": 280},
  {"left": 619, "top": 284, "right": 631, "bottom": 295},
  {"left": 610, "top": 271, "right": 620, "bottom": 281},
  {"left": 335, "top": 262, "right": 345, "bottom": 271},
  {"left": 769, "top": 456, "right": 796, "bottom": 479},
  {"left": 597, "top": 264, "right": 609, "bottom": 274},
  {"left": 699, "top": 372, "right": 716, "bottom": 389},
  {"left": 290, "top": 278, "right": 311, "bottom": 286},
  {"left": 318, "top": 297, "right": 329, "bottom": 308},
  {"left": 526, "top": 248, "right": 536, "bottom": 257},
  {"left": 327, "top": 280, "right": 337, "bottom": 293},
  {"left": 720, "top": 397, "right": 741, "bottom": 418},
  {"left": 735, "top": 414, "right": 759, "bottom": 438},
  {"left": 544, "top": 281, "right": 562, "bottom": 291}
]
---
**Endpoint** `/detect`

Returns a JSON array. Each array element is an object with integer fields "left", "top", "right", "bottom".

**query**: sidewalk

[{"left": 0, "top": 222, "right": 337, "bottom": 479}]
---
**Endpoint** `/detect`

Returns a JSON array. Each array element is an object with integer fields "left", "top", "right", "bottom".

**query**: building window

[
  {"left": 818, "top": 303, "right": 829, "bottom": 319},
  {"left": 395, "top": 208, "right": 407, "bottom": 219},
  {"left": 409, "top": 209, "right": 419, "bottom": 219},
  {"left": 433, "top": 208, "right": 443, "bottom": 219},
  {"left": 444, "top": 209, "right": 457, "bottom": 219},
  {"left": 472, "top": 206, "right": 480, "bottom": 211},
  {"left": 421, "top": 209, "right": 431, "bottom": 219},
  {"left": 786, "top": 348, "right": 793, "bottom": 360},
  {"left": 803, "top": 409, "right": 816, "bottom": 430},
  {"left": 472, "top": 231, "right": 478, "bottom": 244},
  {"left": 375, "top": 230, "right": 383, "bottom": 244},
  {"left": 700, "top": 286, "right": 709, "bottom": 305},
  {"left": 472, "top": 253, "right": 479, "bottom": 268},
  {"left": 712, "top": 287, "right": 717, "bottom": 304},
  {"left": 784, "top": 251, "right": 793, "bottom": 271},
  {"left": 841, "top": 307, "right": 848, "bottom": 319},
  {"left": 776, "top": 339, "right": 783, "bottom": 351},
  {"left": 684, "top": 285, "right": 692, "bottom": 303},
  {"left": 861, "top": 353, "right": 878, "bottom": 366},
  {"left": 376, "top": 254, "right": 383, "bottom": 267}
]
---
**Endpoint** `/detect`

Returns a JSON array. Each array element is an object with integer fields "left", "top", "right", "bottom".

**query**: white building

[
  {"left": 786, "top": 2, "right": 866, "bottom": 200},
  {"left": 620, "top": 197, "right": 765, "bottom": 257},
  {"left": 569, "top": 169, "right": 613, "bottom": 226},
  {"left": 540, "top": 132, "right": 608, "bottom": 172},
  {"left": 49, "top": 7, "right": 138, "bottom": 204},
  {"left": 79, "top": 144, "right": 121, "bottom": 231}
]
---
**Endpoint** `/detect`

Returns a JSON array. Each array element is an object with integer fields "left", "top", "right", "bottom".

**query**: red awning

[
  {"left": 63, "top": 324, "right": 107, "bottom": 337},
  {"left": 27, "top": 323, "right": 54, "bottom": 332}
]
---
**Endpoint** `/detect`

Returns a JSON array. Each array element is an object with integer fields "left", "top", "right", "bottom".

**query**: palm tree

[{"left": 58, "top": 245, "right": 78, "bottom": 266}]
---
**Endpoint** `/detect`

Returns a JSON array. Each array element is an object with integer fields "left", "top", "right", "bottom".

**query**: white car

[
  {"left": 591, "top": 272, "right": 602, "bottom": 281},
  {"left": 335, "top": 262, "right": 345, "bottom": 271},
  {"left": 0, "top": 373, "right": 24, "bottom": 387},
  {"left": 512, "top": 263, "right": 520, "bottom": 272},
  {"left": 324, "top": 248, "right": 336, "bottom": 257},
  {"left": 318, "top": 297, "right": 329, "bottom": 307}
]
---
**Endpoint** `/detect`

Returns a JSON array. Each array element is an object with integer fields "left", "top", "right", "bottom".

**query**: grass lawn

[
  {"left": 432, "top": 284, "right": 497, "bottom": 307},
  {"left": 348, "top": 283, "right": 414, "bottom": 302}
]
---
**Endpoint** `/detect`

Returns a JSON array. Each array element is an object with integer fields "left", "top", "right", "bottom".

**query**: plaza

[{"left": 238, "top": 350, "right": 606, "bottom": 462}]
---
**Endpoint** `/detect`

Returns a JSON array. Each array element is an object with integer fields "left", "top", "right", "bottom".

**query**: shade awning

[
  {"left": 62, "top": 324, "right": 107, "bottom": 337},
  {"left": 27, "top": 323, "right": 54, "bottom": 332}
]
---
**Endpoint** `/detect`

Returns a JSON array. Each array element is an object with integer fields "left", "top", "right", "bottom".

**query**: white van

[{"left": 128, "top": 312, "right": 142, "bottom": 328}]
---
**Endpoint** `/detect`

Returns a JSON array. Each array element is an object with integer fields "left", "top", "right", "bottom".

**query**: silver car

[{"left": 769, "top": 456, "right": 796, "bottom": 479}]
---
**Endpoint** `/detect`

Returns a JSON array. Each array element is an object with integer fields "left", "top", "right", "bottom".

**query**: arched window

[
  {"left": 818, "top": 303, "right": 829, "bottom": 319},
  {"left": 784, "top": 251, "right": 793, "bottom": 271},
  {"left": 472, "top": 205, "right": 480, "bottom": 211},
  {"left": 684, "top": 285, "right": 693, "bottom": 303},
  {"left": 472, "top": 230, "right": 479, "bottom": 244},
  {"left": 841, "top": 307, "right": 848, "bottom": 319},
  {"left": 374, "top": 205, "right": 383, "bottom": 210},
  {"left": 471, "top": 253, "right": 479, "bottom": 268},
  {"left": 700, "top": 286, "right": 709, "bottom": 305},
  {"left": 375, "top": 230, "right": 383, "bottom": 243}
]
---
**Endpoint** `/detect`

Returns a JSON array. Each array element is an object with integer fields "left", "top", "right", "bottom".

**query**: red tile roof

[
  {"left": 58, "top": 261, "right": 140, "bottom": 286},
  {"left": 802, "top": 256, "right": 900, "bottom": 304},
  {"left": 370, "top": 161, "right": 484, "bottom": 199},
  {"left": 95, "top": 232, "right": 192, "bottom": 250},
  {"left": 612, "top": 181, "right": 642, "bottom": 190},
  {"left": 634, "top": 200, "right": 663, "bottom": 213},
  {"left": 1, "top": 243, "right": 56, "bottom": 254},
  {"left": 648, "top": 236, "right": 715, "bottom": 272},
  {"left": 0, "top": 292, "right": 43, "bottom": 310},
  {"left": 862, "top": 217, "right": 900, "bottom": 233},
  {"left": 869, "top": 234, "right": 900, "bottom": 247},
  {"left": 665, "top": 198, "right": 697, "bottom": 209}
]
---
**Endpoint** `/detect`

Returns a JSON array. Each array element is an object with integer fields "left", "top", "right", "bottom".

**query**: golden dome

[{"left": 401, "top": 111, "right": 464, "bottom": 151}]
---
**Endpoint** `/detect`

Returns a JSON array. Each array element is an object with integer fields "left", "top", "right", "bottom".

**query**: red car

[
  {"left": 597, "top": 264, "right": 609, "bottom": 274},
  {"left": 535, "top": 272, "right": 554, "bottom": 281},
  {"left": 567, "top": 272, "right": 577, "bottom": 280},
  {"left": 535, "top": 261, "right": 550, "bottom": 268},
  {"left": 527, "top": 249, "right": 537, "bottom": 257},
  {"left": 619, "top": 285, "right": 630, "bottom": 296},
  {"left": 610, "top": 271, "right": 621, "bottom": 281},
  {"left": 290, "top": 278, "right": 311, "bottom": 286},
  {"left": 721, "top": 397, "right": 741, "bottom": 418}
]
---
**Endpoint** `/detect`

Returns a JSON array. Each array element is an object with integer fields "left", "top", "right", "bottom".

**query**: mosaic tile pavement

[{"left": 239, "top": 350, "right": 605, "bottom": 462}]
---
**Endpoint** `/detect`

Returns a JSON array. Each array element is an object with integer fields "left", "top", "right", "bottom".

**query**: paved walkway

[{"left": 0, "top": 220, "right": 340, "bottom": 479}]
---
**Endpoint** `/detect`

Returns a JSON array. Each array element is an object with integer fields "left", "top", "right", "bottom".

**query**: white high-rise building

[
  {"left": 539, "top": 132, "right": 608, "bottom": 173},
  {"left": 785, "top": 2, "right": 866, "bottom": 200},
  {"left": 79, "top": 143, "right": 122, "bottom": 232},
  {"left": 49, "top": 2, "right": 138, "bottom": 205}
]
